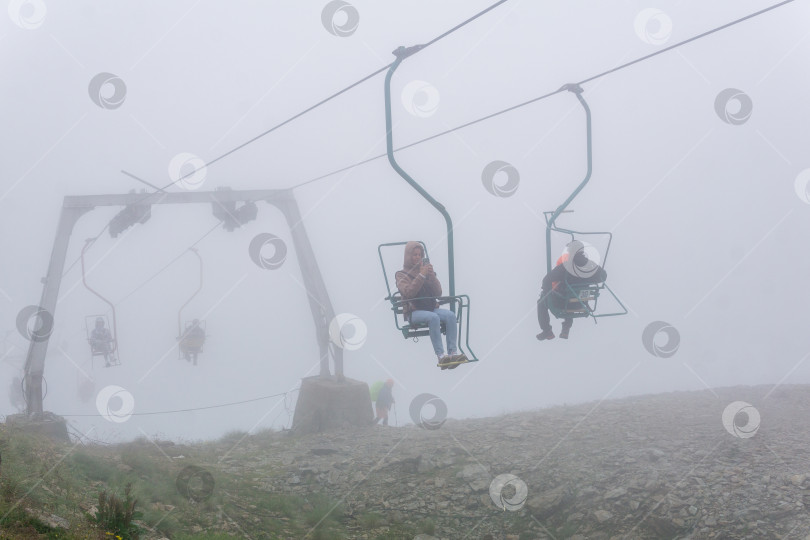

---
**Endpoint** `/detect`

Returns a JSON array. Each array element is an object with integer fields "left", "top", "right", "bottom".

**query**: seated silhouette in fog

[
  {"left": 89, "top": 317, "right": 114, "bottom": 367},
  {"left": 179, "top": 319, "right": 206, "bottom": 366}
]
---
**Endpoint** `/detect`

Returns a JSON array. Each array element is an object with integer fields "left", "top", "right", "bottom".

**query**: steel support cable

[
  {"left": 157, "top": 0, "right": 512, "bottom": 192},
  {"left": 58, "top": 389, "right": 298, "bottom": 417},
  {"left": 66, "top": 0, "right": 792, "bottom": 269},
  {"left": 61, "top": 224, "right": 110, "bottom": 278},
  {"left": 290, "top": 0, "right": 796, "bottom": 189},
  {"left": 113, "top": 220, "right": 221, "bottom": 307},
  {"left": 67, "top": 0, "right": 512, "bottom": 267}
]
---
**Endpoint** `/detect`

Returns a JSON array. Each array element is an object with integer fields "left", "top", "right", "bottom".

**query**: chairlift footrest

[{"left": 437, "top": 358, "right": 470, "bottom": 369}]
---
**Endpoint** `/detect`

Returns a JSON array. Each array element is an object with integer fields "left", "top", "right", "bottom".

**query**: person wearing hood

[
  {"left": 537, "top": 243, "right": 607, "bottom": 341},
  {"left": 395, "top": 242, "right": 466, "bottom": 368},
  {"left": 372, "top": 379, "right": 395, "bottom": 426}
]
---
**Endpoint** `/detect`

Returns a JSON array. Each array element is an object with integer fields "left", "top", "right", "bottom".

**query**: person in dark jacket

[
  {"left": 373, "top": 379, "right": 395, "bottom": 426},
  {"left": 89, "top": 317, "right": 114, "bottom": 367},
  {"left": 179, "top": 319, "right": 206, "bottom": 365},
  {"left": 396, "top": 242, "right": 466, "bottom": 369},
  {"left": 537, "top": 242, "right": 607, "bottom": 341}
]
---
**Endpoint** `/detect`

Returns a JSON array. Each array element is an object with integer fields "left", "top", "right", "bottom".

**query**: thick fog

[{"left": 1, "top": 0, "right": 809, "bottom": 443}]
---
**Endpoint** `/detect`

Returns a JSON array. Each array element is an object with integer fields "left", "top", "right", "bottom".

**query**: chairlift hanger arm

[
  {"left": 548, "top": 84, "right": 591, "bottom": 226},
  {"left": 540, "top": 85, "right": 626, "bottom": 319},
  {"left": 384, "top": 48, "right": 456, "bottom": 303},
  {"left": 546, "top": 84, "right": 592, "bottom": 274},
  {"left": 177, "top": 248, "right": 203, "bottom": 338},
  {"left": 541, "top": 220, "right": 615, "bottom": 270},
  {"left": 80, "top": 239, "right": 118, "bottom": 354},
  {"left": 542, "top": 209, "right": 573, "bottom": 228}
]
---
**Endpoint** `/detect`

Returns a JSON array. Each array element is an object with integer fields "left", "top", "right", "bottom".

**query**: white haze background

[{"left": 1, "top": 0, "right": 809, "bottom": 442}]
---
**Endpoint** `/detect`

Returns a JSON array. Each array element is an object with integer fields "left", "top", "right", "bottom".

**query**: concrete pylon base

[
  {"left": 292, "top": 376, "right": 372, "bottom": 434},
  {"left": 5, "top": 412, "right": 70, "bottom": 442}
]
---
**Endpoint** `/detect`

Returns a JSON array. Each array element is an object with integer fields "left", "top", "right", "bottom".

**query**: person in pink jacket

[{"left": 395, "top": 242, "right": 466, "bottom": 369}]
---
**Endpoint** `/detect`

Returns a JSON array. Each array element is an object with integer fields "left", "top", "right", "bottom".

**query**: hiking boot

[
  {"left": 447, "top": 353, "right": 468, "bottom": 369},
  {"left": 438, "top": 355, "right": 454, "bottom": 370},
  {"left": 559, "top": 327, "right": 570, "bottom": 339},
  {"left": 536, "top": 330, "right": 555, "bottom": 341}
]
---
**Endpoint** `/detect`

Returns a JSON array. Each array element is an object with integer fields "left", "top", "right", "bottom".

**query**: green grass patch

[
  {"left": 173, "top": 534, "right": 245, "bottom": 540},
  {"left": 359, "top": 511, "right": 384, "bottom": 529},
  {"left": 417, "top": 517, "right": 436, "bottom": 535}
]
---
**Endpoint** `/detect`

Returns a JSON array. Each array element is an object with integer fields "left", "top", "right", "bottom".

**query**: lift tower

[{"left": 23, "top": 188, "right": 344, "bottom": 416}]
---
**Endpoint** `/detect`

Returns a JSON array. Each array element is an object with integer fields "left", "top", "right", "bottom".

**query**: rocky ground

[
  {"left": 3, "top": 384, "right": 810, "bottom": 539},
  {"left": 219, "top": 383, "right": 810, "bottom": 539}
]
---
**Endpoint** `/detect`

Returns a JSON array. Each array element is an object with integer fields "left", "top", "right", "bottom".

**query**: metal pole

[
  {"left": 547, "top": 84, "right": 592, "bottom": 273},
  {"left": 273, "top": 191, "right": 343, "bottom": 380},
  {"left": 80, "top": 239, "right": 119, "bottom": 357},
  {"left": 24, "top": 188, "right": 343, "bottom": 416},
  {"left": 24, "top": 205, "right": 93, "bottom": 415},
  {"left": 384, "top": 45, "right": 456, "bottom": 305},
  {"left": 177, "top": 248, "right": 203, "bottom": 338}
]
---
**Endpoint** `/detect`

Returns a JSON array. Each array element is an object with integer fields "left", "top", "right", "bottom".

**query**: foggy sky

[{"left": 1, "top": 0, "right": 809, "bottom": 442}]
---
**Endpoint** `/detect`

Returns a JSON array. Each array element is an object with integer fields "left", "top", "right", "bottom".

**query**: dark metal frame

[{"left": 544, "top": 84, "right": 627, "bottom": 322}]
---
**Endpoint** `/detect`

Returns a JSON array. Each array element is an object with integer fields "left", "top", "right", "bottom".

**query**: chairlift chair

[
  {"left": 178, "top": 319, "right": 206, "bottom": 364},
  {"left": 378, "top": 242, "right": 474, "bottom": 359},
  {"left": 176, "top": 248, "right": 206, "bottom": 363},
  {"left": 81, "top": 238, "right": 121, "bottom": 367},
  {"left": 379, "top": 46, "right": 479, "bottom": 364},
  {"left": 84, "top": 314, "right": 119, "bottom": 368},
  {"left": 543, "top": 84, "right": 627, "bottom": 322}
]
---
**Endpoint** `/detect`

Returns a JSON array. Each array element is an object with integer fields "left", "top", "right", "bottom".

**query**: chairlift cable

[
  {"left": 61, "top": 225, "right": 110, "bottom": 278},
  {"left": 578, "top": 0, "right": 795, "bottom": 86},
  {"left": 289, "top": 0, "right": 796, "bottom": 189},
  {"left": 60, "top": 0, "right": 793, "bottom": 266},
  {"left": 58, "top": 389, "right": 297, "bottom": 417},
  {"left": 62, "top": 170, "right": 164, "bottom": 273},
  {"left": 158, "top": 0, "right": 512, "bottom": 191},
  {"left": 70, "top": 0, "right": 514, "bottom": 250},
  {"left": 113, "top": 220, "right": 221, "bottom": 307}
]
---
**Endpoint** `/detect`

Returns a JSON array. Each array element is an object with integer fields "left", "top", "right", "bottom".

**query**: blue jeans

[{"left": 410, "top": 308, "right": 458, "bottom": 356}]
